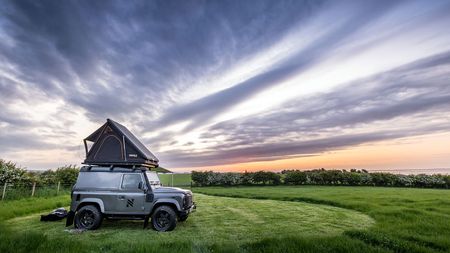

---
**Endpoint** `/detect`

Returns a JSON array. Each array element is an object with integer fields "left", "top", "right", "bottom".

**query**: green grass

[
  {"left": 1, "top": 186, "right": 449, "bottom": 252},
  {"left": 0, "top": 195, "right": 70, "bottom": 220},
  {"left": 194, "top": 186, "right": 450, "bottom": 252},
  {"left": 1, "top": 186, "right": 71, "bottom": 201},
  {"left": 158, "top": 173, "right": 192, "bottom": 187},
  {"left": 0, "top": 191, "right": 376, "bottom": 253}
]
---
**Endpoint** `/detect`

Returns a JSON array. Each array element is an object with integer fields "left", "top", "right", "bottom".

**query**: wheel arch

[
  {"left": 151, "top": 199, "right": 180, "bottom": 216},
  {"left": 76, "top": 198, "right": 105, "bottom": 213}
]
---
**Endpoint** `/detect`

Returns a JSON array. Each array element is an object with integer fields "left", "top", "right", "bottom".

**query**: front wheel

[
  {"left": 74, "top": 205, "right": 102, "bottom": 230},
  {"left": 151, "top": 206, "right": 177, "bottom": 232}
]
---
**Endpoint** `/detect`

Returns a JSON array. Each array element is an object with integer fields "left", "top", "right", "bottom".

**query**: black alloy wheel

[
  {"left": 151, "top": 206, "right": 177, "bottom": 232},
  {"left": 74, "top": 205, "right": 102, "bottom": 230}
]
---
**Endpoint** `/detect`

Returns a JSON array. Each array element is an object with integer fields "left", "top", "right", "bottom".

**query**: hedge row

[
  {"left": 192, "top": 169, "right": 450, "bottom": 188},
  {"left": 192, "top": 171, "right": 281, "bottom": 186},
  {"left": 0, "top": 159, "right": 79, "bottom": 186}
]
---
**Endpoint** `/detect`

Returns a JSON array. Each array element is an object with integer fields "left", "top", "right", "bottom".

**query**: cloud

[
  {"left": 1, "top": 1, "right": 450, "bottom": 169},
  {"left": 155, "top": 1, "right": 401, "bottom": 129},
  {"left": 159, "top": 51, "right": 450, "bottom": 167},
  {"left": 0, "top": 131, "right": 58, "bottom": 152},
  {"left": 159, "top": 124, "right": 450, "bottom": 167},
  {"left": 0, "top": 0, "right": 329, "bottom": 121}
]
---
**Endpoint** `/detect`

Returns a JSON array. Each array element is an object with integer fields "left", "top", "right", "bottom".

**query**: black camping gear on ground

[
  {"left": 83, "top": 119, "right": 159, "bottom": 168},
  {"left": 40, "top": 207, "right": 68, "bottom": 221}
]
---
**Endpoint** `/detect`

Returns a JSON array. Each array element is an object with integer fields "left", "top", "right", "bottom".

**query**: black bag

[{"left": 40, "top": 207, "right": 68, "bottom": 221}]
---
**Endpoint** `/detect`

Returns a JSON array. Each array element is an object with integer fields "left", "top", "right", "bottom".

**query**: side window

[{"left": 121, "top": 174, "right": 142, "bottom": 190}]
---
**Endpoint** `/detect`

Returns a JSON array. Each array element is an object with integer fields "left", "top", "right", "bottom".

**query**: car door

[{"left": 116, "top": 173, "right": 146, "bottom": 214}]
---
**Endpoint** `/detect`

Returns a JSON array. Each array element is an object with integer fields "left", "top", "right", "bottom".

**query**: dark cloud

[
  {"left": 0, "top": 0, "right": 326, "bottom": 122},
  {"left": 1, "top": 0, "right": 450, "bottom": 169},
  {"left": 0, "top": 132, "right": 58, "bottom": 152},
  {"left": 160, "top": 51, "right": 450, "bottom": 167},
  {"left": 155, "top": 0, "right": 400, "bottom": 129},
  {"left": 159, "top": 124, "right": 450, "bottom": 167}
]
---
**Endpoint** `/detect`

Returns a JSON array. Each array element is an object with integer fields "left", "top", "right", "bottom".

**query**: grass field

[
  {"left": 0, "top": 186, "right": 449, "bottom": 252},
  {"left": 195, "top": 186, "right": 450, "bottom": 252},
  {"left": 158, "top": 173, "right": 192, "bottom": 187}
]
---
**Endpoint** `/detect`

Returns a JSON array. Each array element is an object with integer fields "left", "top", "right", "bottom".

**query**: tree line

[
  {"left": 192, "top": 169, "right": 450, "bottom": 188},
  {"left": 3, "top": 159, "right": 449, "bottom": 189},
  {"left": 0, "top": 159, "right": 79, "bottom": 186}
]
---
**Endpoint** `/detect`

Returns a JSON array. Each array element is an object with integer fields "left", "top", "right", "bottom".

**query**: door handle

[{"left": 118, "top": 196, "right": 125, "bottom": 200}]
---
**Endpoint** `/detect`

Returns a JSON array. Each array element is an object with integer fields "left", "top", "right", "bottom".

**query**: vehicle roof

[{"left": 80, "top": 166, "right": 146, "bottom": 173}]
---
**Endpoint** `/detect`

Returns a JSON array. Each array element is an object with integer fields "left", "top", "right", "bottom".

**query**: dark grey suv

[{"left": 66, "top": 166, "right": 195, "bottom": 231}]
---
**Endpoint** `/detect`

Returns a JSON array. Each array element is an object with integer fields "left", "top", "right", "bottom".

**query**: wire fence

[
  {"left": 1, "top": 174, "right": 192, "bottom": 201},
  {"left": 1, "top": 182, "right": 73, "bottom": 201}
]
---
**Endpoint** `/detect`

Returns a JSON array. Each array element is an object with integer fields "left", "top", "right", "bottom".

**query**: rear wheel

[
  {"left": 151, "top": 206, "right": 177, "bottom": 231},
  {"left": 74, "top": 205, "right": 102, "bottom": 230}
]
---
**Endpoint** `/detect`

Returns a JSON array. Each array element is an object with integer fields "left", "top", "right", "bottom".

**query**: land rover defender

[{"left": 66, "top": 166, "right": 195, "bottom": 231}]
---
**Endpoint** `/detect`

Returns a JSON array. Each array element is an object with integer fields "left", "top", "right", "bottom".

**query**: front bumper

[{"left": 180, "top": 202, "right": 196, "bottom": 216}]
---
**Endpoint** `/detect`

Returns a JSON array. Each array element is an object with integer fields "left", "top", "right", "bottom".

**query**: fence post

[
  {"left": 171, "top": 174, "right": 174, "bottom": 187},
  {"left": 31, "top": 182, "right": 36, "bottom": 197},
  {"left": 2, "top": 183, "right": 7, "bottom": 201},
  {"left": 57, "top": 181, "right": 61, "bottom": 195}
]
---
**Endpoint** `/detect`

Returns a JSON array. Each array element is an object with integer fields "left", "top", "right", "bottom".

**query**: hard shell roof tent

[{"left": 83, "top": 119, "right": 159, "bottom": 168}]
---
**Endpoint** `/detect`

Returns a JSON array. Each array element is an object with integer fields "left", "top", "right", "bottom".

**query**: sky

[{"left": 1, "top": 0, "right": 450, "bottom": 173}]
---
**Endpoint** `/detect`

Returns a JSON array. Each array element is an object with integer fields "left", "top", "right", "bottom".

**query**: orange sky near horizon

[{"left": 174, "top": 132, "right": 450, "bottom": 173}]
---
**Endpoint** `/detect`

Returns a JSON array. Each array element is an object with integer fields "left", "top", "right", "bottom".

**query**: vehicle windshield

[{"left": 146, "top": 171, "right": 161, "bottom": 189}]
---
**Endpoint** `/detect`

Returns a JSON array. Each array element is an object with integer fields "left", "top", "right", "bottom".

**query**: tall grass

[
  {"left": 0, "top": 195, "right": 70, "bottom": 220},
  {"left": 1, "top": 185, "right": 71, "bottom": 201}
]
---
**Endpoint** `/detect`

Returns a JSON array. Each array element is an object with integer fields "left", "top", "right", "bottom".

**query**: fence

[
  {"left": 1, "top": 182, "right": 73, "bottom": 201},
  {"left": 1, "top": 174, "right": 192, "bottom": 201}
]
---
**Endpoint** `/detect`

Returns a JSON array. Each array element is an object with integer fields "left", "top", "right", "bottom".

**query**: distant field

[
  {"left": 1, "top": 186, "right": 449, "bottom": 253},
  {"left": 158, "top": 173, "right": 192, "bottom": 187}
]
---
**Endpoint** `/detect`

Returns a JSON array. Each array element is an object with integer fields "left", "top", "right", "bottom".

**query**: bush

[
  {"left": 284, "top": 171, "right": 307, "bottom": 185},
  {"left": 191, "top": 168, "right": 450, "bottom": 189},
  {"left": 0, "top": 160, "right": 79, "bottom": 187},
  {"left": 54, "top": 165, "right": 79, "bottom": 186},
  {"left": 38, "top": 170, "right": 58, "bottom": 185},
  {"left": 252, "top": 171, "right": 280, "bottom": 185},
  {"left": 0, "top": 160, "right": 32, "bottom": 186},
  {"left": 191, "top": 171, "right": 210, "bottom": 186},
  {"left": 191, "top": 171, "right": 281, "bottom": 186}
]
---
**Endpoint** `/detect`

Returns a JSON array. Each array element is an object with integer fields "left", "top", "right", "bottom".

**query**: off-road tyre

[
  {"left": 74, "top": 205, "right": 102, "bottom": 230},
  {"left": 151, "top": 205, "right": 177, "bottom": 231}
]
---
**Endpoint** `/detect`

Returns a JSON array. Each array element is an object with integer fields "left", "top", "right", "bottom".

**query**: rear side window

[
  {"left": 76, "top": 172, "right": 122, "bottom": 189},
  {"left": 121, "top": 174, "right": 142, "bottom": 190}
]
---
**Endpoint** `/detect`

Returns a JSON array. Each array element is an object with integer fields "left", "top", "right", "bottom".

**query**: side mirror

[{"left": 138, "top": 182, "right": 143, "bottom": 190}]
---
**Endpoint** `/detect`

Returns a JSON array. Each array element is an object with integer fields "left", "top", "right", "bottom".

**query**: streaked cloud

[{"left": 1, "top": 0, "right": 450, "bottom": 171}]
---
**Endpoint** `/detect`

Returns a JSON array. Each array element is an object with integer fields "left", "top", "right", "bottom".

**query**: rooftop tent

[{"left": 83, "top": 119, "right": 159, "bottom": 167}]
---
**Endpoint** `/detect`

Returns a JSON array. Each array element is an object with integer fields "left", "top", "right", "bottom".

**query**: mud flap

[
  {"left": 143, "top": 215, "right": 150, "bottom": 229},
  {"left": 66, "top": 211, "right": 75, "bottom": 227}
]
